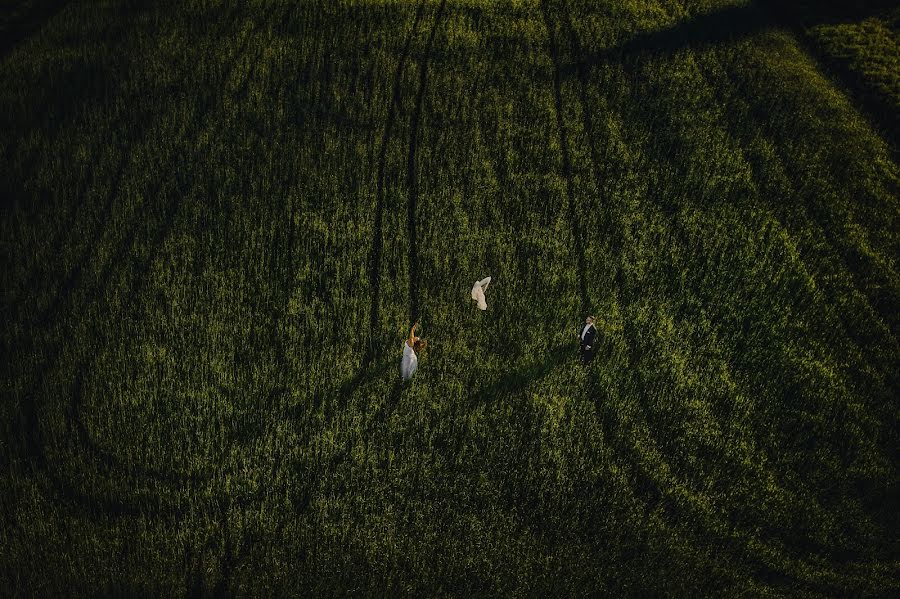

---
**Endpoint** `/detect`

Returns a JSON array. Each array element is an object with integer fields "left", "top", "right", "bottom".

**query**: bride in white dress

[
  {"left": 401, "top": 321, "right": 426, "bottom": 381},
  {"left": 471, "top": 276, "right": 491, "bottom": 310}
]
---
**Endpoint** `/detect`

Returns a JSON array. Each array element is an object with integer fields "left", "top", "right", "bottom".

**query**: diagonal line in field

[
  {"left": 559, "top": 4, "right": 773, "bottom": 79},
  {"left": 365, "top": 0, "right": 426, "bottom": 366},
  {"left": 68, "top": 369, "right": 215, "bottom": 487},
  {"left": 406, "top": 0, "right": 447, "bottom": 325},
  {"left": 539, "top": 0, "right": 591, "bottom": 318},
  {"left": 554, "top": 4, "right": 891, "bottom": 581},
  {"left": 538, "top": 2, "right": 742, "bottom": 573},
  {"left": 559, "top": 2, "right": 892, "bottom": 81},
  {"left": 10, "top": 149, "right": 128, "bottom": 329},
  {"left": 0, "top": 0, "right": 70, "bottom": 59}
]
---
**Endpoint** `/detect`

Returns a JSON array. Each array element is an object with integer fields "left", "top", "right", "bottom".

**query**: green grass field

[{"left": 2, "top": 0, "right": 898, "bottom": 596}]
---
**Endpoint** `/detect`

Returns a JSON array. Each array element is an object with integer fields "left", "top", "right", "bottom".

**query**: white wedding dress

[
  {"left": 471, "top": 276, "right": 491, "bottom": 310},
  {"left": 400, "top": 341, "right": 418, "bottom": 381}
]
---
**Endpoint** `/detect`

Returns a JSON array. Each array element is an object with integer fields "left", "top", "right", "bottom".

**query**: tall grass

[{"left": 1, "top": 0, "right": 897, "bottom": 595}]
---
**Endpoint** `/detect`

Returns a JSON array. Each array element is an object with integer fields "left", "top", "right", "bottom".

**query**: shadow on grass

[
  {"left": 554, "top": 0, "right": 897, "bottom": 147},
  {"left": 467, "top": 343, "right": 575, "bottom": 410},
  {"left": 300, "top": 356, "right": 396, "bottom": 421},
  {"left": 0, "top": 0, "right": 70, "bottom": 59},
  {"left": 560, "top": 1, "right": 890, "bottom": 76},
  {"left": 540, "top": 0, "right": 592, "bottom": 318}
]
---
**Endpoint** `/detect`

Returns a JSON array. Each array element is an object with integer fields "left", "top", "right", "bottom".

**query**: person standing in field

[
  {"left": 401, "top": 321, "right": 427, "bottom": 381},
  {"left": 578, "top": 316, "right": 597, "bottom": 364}
]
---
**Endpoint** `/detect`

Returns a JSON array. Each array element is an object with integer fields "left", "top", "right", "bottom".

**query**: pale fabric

[
  {"left": 401, "top": 341, "right": 418, "bottom": 381},
  {"left": 581, "top": 323, "right": 593, "bottom": 340},
  {"left": 471, "top": 276, "right": 491, "bottom": 310}
]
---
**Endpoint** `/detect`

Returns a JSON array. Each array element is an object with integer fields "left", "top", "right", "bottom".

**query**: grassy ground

[
  {"left": 765, "top": 0, "right": 900, "bottom": 153},
  {"left": 1, "top": 0, "right": 898, "bottom": 596}
]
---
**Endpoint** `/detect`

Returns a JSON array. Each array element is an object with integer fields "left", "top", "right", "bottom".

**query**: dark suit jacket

[{"left": 580, "top": 324, "right": 596, "bottom": 351}]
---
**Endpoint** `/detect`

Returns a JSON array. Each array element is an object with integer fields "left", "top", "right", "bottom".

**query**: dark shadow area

[
  {"left": 561, "top": 1, "right": 891, "bottom": 73},
  {"left": 763, "top": 0, "right": 899, "bottom": 25},
  {"left": 6, "top": 0, "right": 258, "bottom": 358},
  {"left": 0, "top": 0, "right": 70, "bottom": 59},
  {"left": 560, "top": 4, "right": 773, "bottom": 76},
  {"left": 213, "top": 498, "right": 234, "bottom": 597},
  {"left": 0, "top": 60, "right": 110, "bottom": 213},
  {"left": 557, "top": 0, "right": 622, "bottom": 274},
  {"left": 558, "top": 0, "right": 897, "bottom": 148},
  {"left": 305, "top": 356, "right": 394, "bottom": 418},
  {"left": 7, "top": 144, "right": 128, "bottom": 329},
  {"left": 760, "top": 0, "right": 900, "bottom": 151},
  {"left": 0, "top": 0, "right": 170, "bottom": 218},
  {"left": 547, "top": 0, "right": 898, "bottom": 339}
]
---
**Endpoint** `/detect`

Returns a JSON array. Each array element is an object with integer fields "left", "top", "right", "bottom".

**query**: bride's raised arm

[{"left": 407, "top": 321, "right": 419, "bottom": 348}]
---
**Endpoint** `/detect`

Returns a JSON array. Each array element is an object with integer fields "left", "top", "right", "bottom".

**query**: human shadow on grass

[
  {"left": 300, "top": 355, "right": 395, "bottom": 420},
  {"left": 466, "top": 343, "right": 574, "bottom": 412}
]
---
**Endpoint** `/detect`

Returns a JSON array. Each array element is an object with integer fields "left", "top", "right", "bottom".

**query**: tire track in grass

[
  {"left": 719, "top": 37, "right": 900, "bottom": 344},
  {"left": 558, "top": 3, "right": 892, "bottom": 592},
  {"left": 63, "top": 5, "right": 272, "bottom": 465},
  {"left": 5, "top": 4, "right": 170, "bottom": 327},
  {"left": 544, "top": 2, "right": 798, "bottom": 590},
  {"left": 655, "top": 1, "right": 898, "bottom": 352},
  {"left": 406, "top": 0, "right": 447, "bottom": 324},
  {"left": 673, "top": 0, "right": 898, "bottom": 473},
  {"left": 686, "top": 39, "right": 899, "bottom": 586},
  {"left": 673, "top": 3, "right": 898, "bottom": 415},
  {"left": 365, "top": 0, "right": 426, "bottom": 366},
  {"left": 20, "top": 5, "right": 280, "bottom": 520},
  {"left": 545, "top": 21, "right": 695, "bottom": 572},
  {"left": 10, "top": 149, "right": 126, "bottom": 325},
  {"left": 65, "top": 9, "right": 280, "bottom": 497},
  {"left": 2, "top": 21, "right": 188, "bottom": 391},
  {"left": 225, "top": 35, "right": 324, "bottom": 585},
  {"left": 538, "top": 0, "right": 590, "bottom": 318}
]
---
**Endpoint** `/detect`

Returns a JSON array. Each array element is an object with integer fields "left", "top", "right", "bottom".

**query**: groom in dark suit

[{"left": 578, "top": 316, "right": 597, "bottom": 364}]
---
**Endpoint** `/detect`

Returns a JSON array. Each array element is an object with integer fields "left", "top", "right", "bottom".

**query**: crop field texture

[{"left": 1, "top": 0, "right": 898, "bottom": 596}]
